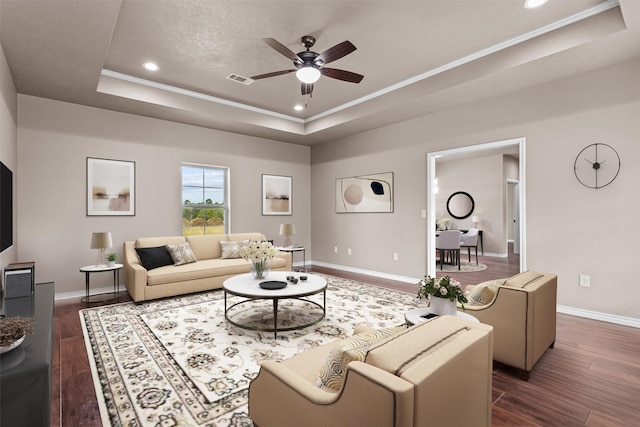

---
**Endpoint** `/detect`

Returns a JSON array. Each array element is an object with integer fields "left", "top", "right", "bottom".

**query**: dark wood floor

[{"left": 52, "top": 249, "right": 640, "bottom": 426}]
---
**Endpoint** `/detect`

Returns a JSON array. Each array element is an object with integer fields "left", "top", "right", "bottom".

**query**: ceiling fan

[{"left": 251, "top": 35, "right": 364, "bottom": 96}]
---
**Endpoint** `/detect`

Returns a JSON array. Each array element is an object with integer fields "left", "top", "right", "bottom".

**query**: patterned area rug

[
  {"left": 80, "top": 274, "right": 419, "bottom": 426},
  {"left": 436, "top": 260, "right": 487, "bottom": 272}
]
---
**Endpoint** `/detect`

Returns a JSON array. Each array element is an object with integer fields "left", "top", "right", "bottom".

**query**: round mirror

[{"left": 446, "top": 191, "right": 475, "bottom": 220}]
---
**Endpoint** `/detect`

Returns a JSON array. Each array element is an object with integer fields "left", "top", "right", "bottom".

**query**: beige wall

[
  {"left": 0, "top": 43, "right": 17, "bottom": 270},
  {"left": 17, "top": 96, "right": 310, "bottom": 295},
  {"left": 311, "top": 58, "right": 640, "bottom": 320},
  {"left": 436, "top": 155, "right": 507, "bottom": 256}
]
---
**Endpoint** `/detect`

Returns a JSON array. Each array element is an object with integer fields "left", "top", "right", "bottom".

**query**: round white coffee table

[
  {"left": 223, "top": 271, "right": 327, "bottom": 338},
  {"left": 405, "top": 307, "right": 479, "bottom": 325}
]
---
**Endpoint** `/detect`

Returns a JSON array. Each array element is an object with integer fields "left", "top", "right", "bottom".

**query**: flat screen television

[{"left": 1, "top": 161, "right": 13, "bottom": 252}]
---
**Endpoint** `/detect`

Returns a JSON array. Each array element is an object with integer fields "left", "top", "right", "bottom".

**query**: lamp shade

[
  {"left": 471, "top": 216, "right": 480, "bottom": 224},
  {"left": 90, "top": 231, "right": 113, "bottom": 249},
  {"left": 279, "top": 224, "right": 296, "bottom": 236}
]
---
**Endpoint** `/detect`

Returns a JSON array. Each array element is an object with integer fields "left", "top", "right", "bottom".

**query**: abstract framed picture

[
  {"left": 87, "top": 157, "right": 135, "bottom": 216},
  {"left": 336, "top": 172, "right": 394, "bottom": 213},
  {"left": 262, "top": 174, "right": 292, "bottom": 215}
]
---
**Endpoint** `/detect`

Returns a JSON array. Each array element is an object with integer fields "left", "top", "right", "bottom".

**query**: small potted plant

[
  {"left": 106, "top": 252, "right": 118, "bottom": 267},
  {"left": 417, "top": 275, "right": 467, "bottom": 315}
]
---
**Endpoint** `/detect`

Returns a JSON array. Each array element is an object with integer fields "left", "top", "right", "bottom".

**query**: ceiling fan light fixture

[
  {"left": 296, "top": 67, "right": 321, "bottom": 84},
  {"left": 524, "top": 0, "right": 548, "bottom": 9}
]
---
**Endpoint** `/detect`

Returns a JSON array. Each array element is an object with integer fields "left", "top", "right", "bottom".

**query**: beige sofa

[
  {"left": 123, "top": 232, "right": 292, "bottom": 302},
  {"left": 249, "top": 316, "right": 494, "bottom": 427},
  {"left": 460, "top": 270, "right": 557, "bottom": 380}
]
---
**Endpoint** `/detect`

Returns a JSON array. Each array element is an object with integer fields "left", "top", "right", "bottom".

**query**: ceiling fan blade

[
  {"left": 251, "top": 69, "right": 296, "bottom": 80},
  {"left": 320, "top": 68, "right": 364, "bottom": 83},
  {"left": 263, "top": 38, "right": 299, "bottom": 61},
  {"left": 316, "top": 40, "right": 356, "bottom": 65},
  {"left": 301, "top": 82, "right": 314, "bottom": 96}
]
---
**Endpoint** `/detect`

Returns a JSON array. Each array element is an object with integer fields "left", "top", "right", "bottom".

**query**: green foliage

[{"left": 417, "top": 275, "right": 468, "bottom": 308}]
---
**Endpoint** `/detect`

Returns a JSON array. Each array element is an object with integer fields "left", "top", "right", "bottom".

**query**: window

[{"left": 181, "top": 164, "right": 228, "bottom": 235}]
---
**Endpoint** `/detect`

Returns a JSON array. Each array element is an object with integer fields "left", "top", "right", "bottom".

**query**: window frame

[{"left": 181, "top": 163, "right": 229, "bottom": 235}]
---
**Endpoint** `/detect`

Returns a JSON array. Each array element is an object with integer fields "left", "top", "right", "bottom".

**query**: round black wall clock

[{"left": 574, "top": 143, "right": 620, "bottom": 189}]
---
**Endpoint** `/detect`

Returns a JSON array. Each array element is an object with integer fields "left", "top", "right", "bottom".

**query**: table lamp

[
  {"left": 472, "top": 216, "right": 480, "bottom": 228},
  {"left": 279, "top": 224, "right": 295, "bottom": 248},
  {"left": 91, "top": 231, "right": 113, "bottom": 267}
]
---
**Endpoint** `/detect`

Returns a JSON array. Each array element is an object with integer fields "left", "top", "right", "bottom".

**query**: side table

[
  {"left": 405, "top": 307, "right": 479, "bottom": 326},
  {"left": 79, "top": 264, "right": 123, "bottom": 303},
  {"left": 277, "top": 246, "right": 306, "bottom": 272}
]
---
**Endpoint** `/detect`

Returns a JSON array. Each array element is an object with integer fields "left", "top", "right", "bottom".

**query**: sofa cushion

[
  {"left": 316, "top": 326, "right": 406, "bottom": 392},
  {"left": 186, "top": 234, "right": 227, "bottom": 260},
  {"left": 136, "top": 236, "right": 186, "bottom": 248},
  {"left": 220, "top": 240, "right": 248, "bottom": 259},
  {"left": 135, "top": 246, "right": 175, "bottom": 270},
  {"left": 145, "top": 258, "right": 247, "bottom": 285},
  {"left": 466, "top": 282, "right": 498, "bottom": 306},
  {"left": 166, "top": 242, "right": 198, "bottom": 266},
  {"left": 504, "top": 270, "right": 543, "bottom": 288}
]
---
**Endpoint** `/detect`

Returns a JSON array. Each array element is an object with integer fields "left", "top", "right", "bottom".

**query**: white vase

[{"left": 429, "top": 296, "right": 457, "bottom": 316}]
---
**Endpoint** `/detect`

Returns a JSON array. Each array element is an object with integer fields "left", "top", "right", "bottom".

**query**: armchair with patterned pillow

[
  {"left": 461, "top": 270, "right": 557, "bottom": 380},
  {"left": 248, "top": 316, "right": 493, "bottom": 427}
]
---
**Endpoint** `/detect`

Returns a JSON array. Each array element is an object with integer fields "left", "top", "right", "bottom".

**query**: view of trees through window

[{"left": 182, "top": 164, "right": 228, "bottom": 235}]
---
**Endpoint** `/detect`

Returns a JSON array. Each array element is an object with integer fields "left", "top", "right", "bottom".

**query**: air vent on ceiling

[{"left": 226, "top": 73, "right": 254, "bottom": 85}]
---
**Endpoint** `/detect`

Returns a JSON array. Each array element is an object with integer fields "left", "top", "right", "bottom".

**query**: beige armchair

[
  {"left": 248, "top": 316, "right": 493, "bottom": 427},
  {"left": 461, "top": 270, "right": 557, "bottom": 380}
]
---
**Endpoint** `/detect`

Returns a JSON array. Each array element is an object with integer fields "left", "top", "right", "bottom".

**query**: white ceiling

[{"left": 1, "top": 0, "right": 639, "bottom": 146}]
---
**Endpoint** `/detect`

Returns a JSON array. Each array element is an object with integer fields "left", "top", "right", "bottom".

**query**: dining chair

[
  {"left": 436, "top": 230, "right": 461, "bottom": 270},
  {"left": 461, "top": 228, "right": 480, "bottom": 265}
]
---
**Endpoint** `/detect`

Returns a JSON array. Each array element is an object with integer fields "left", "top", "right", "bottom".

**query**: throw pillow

[
  {"left": 219, "top": 240, "right": 247, "bottom": 259},
  {"left": 135, "top": 246, "right": 174, "bottom": 270},
  {"left": 316, "top": 326, "right": 406, "bottom": 392},
  {"left": 466, "top": 282, "right": 498, "bottom": 306},
  {"left": 166, "top": 242, "right": 198, "bottom": 266}
]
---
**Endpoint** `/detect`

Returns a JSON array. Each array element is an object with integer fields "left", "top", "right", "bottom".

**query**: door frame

[{"left": 426, "top": 137, "right": 526, "bottom": 276}]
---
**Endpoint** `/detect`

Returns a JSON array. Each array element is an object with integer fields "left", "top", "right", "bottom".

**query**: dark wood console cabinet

[{"left": 1, "top": 282, "right": 54, "bottom": 427}]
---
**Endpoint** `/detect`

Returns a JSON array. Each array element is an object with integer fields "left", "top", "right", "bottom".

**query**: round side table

[
  {"left": 405, "top": 307, "right": 479, "bottom": 326},
  {"left": 277, "top": 246, "right": 306, "bottom": 271},
  {"left": 79, "top": 264, "right": 123, "bottom": 303}
]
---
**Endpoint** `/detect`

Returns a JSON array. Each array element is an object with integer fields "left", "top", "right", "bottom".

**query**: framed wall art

[
  {"left": 336, "top": 172, "right": 394, "bottom": 213},
  {"left": 262, "top": 174, "right": 292, "bottom": 215},
  {"left": 87, "top": 157, "right": 135, "bottom": 216}
]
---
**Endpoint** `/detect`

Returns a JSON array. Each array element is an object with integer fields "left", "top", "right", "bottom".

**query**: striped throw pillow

[{"left": 316, "top": 326, "right": 406, "bottom": 391}]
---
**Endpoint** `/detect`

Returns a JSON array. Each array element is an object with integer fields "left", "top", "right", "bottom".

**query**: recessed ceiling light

[
  {"left": 294, "top": 105, "right": 304, "bottom": 111},
  {"left": 524, "top": 0, "right": 548, "bottom": 9},
  {"left": 143, "top": 62, "right": 159, "bottom": 71}
]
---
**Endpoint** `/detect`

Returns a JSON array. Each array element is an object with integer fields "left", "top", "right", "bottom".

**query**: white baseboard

[
  {"left": 556, "top": 305, "right": 640, "bottom": 329},
  {"left": 311, "top": 261, "right": 419, "bottom": 285},
  {"left": 55, "top": 286, "right": 119, "bottom": 301},
  {"left": 310, "top": 260, "right": 640, "bottom": 329}
]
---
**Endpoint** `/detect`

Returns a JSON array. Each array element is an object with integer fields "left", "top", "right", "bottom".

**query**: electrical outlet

[
  {"left": 421, "top": 209, "right": 427, "bottom": 218},
  {"left": 347, "top": 248, "right": 352, "bottom": 256},
  {"left": 333, "top": 246, "right": 338, "bottom": 254},
  {"left": 393, "top": 252, "right": 399, "bottom": 261},
  {"left": 579, "top": 274, "right": 590, "bottom": 287}
]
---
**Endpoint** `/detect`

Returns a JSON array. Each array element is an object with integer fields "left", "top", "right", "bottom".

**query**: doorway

[{"left": 426, "top": 137, "right": 526, "bottom": 277}]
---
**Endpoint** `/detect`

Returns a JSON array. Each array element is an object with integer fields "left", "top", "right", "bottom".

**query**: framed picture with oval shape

[{"left": 336, "top": 172, "right": 393, "bottom": 213}]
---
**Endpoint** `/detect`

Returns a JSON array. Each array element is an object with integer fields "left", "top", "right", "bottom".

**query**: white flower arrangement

[
  {"left": 241, "top": 240, "right": 279, "bottom": 278},
  {"left": 417, "top": 275, "right": 468, "bottom": 308},
  {"left": 241, "top": 240, "right": 279, "bottom": 262}
]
